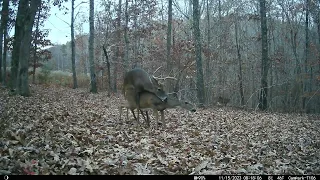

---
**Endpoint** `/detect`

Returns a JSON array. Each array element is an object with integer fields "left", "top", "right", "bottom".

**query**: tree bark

[
  {"left": 166, "top": 0, "right": 173, "bottom": 92},
  {"left": 2, "top": 32, "right": 8, "bottom": 86},
  {"left": 124, "top": 0, "right": 129, "bottom": 71},
  {"left": 0, "top": 39, "right": 2, "bottom": 83},
  {"left": 0, "top": 2, "right": 4, "bottom": 82},
  {"left": 304, "top": 0, "right": 311, "bottom": 112},
  {"left": 89, "top": 0, "right": 97, "bottom": 93},
  {"left": 103, "top": 45, "right": 111, "bottom": 97},
  {"left": 10, "top": 0, "right": 29, "bottom": 91},
  {"left": 309, "top": 0, "right": 320, "bottom": 54},
  {"left": 235, "top": 14, "right": 244, "bottom": 106},
  {"left": 205, "top": 0, "right": 212, "bottom": 103},
  {"left": 217, "top": 0, "right": 222, "bottom": 96},
  {"left": 193, "top": 0, "right": 205, "bottom": 106},
  {"left": 166, "top": 1, "right": 172, "bottom": 68},
  {"left": 32, "top": 7, "right": 41, "bottom": 84},
  {"left": 1, "top": 0, "right": 9, "bottom": 86},
  {"left": 17, "top": 0, "right": 41, "bottom": 96},
  {"left": 132, "top": 0, "right": 138, "bottom": 68},
  {"left": 0, "top": 0, "right": 9, "bottom": 84},
  {"left": 259, "top": 0, "right": 269, "bottom": 110},
  {"left": 114, "top": 0, "right": 122, "bottom": 92},
  {"left": 71, "top": 0, "right": 78, "bottom": 89},
  {"left": 218, "top": 0, "right": 222, "bottom": 47}
]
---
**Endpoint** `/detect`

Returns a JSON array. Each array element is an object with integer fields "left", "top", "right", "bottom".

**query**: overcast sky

[
  {"left": 44, "top": 0, "right": 93, "bottom": 45},
  {"left": 43, "top": 0, "right": 185, "bottom": 46}
]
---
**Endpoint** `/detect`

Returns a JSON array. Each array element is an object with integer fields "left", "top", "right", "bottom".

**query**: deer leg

[
  {"left": 139, "top": 109, "right": 148, "bottom": 123},
  {"left": 135, "top": 92, "right": 140, "bottom": 124},
  {"left": 153, "top": 109, "right": 159, "bottom": 128},
  {"left": 119, "top": 106, "right": 122, "bottom": 120},
  {"left": 140, "top": 110, "right": 150, "bottom": 127},
  {"left": 131, "top": 109, "right": 139, "bottom": 124},
  {"left": 126, "top": 108, "right": 129, "bottom": 120},
  {"left": 160, "top": 110, "right": 165, "bottom": 127},
  {"left": 146, "top": 111, "right": 150, "bottom": 127}
]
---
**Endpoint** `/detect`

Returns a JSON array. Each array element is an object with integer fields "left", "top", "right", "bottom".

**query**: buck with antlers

[
  {"left": 119, "top": 84, "right": 196, "bottom": 127},
  {"left": 122, "top": 68, "right": 169, "bottom": 123}
]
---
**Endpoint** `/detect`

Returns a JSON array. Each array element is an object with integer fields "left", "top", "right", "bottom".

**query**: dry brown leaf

[{"left": 68, "top": 167, "right": 77, "bottom": 175}]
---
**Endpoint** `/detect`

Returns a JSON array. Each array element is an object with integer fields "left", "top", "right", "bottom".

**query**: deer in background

[
  {"left": 217, "top": 96, "right": 230, "bottom": 106},
  {"left": 119, "top": 85, "right": 196, "bottom": 127},
  {"left": 122, "top": 68, "right": 168, "bottom": 123}
]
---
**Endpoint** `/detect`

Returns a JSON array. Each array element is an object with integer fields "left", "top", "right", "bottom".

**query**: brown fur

[{"left": 120, "top": 86, "right": 196, "bottom": 127}]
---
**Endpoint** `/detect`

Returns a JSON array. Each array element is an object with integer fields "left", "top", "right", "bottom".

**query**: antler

[
  {"left": 152, "top": 66, "right": 177, "bottom": 81},
  {"left": 153, "top": 66, "right": 162, "bottom": 75},
  {"left": 152, "top": 75, "right": 177, "bottom": 81}
]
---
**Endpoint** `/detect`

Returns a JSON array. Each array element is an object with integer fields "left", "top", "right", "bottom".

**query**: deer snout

[
  {"left": 157, "top": 92, "right": 168, "bottom": 102},
  {"left": 190, "top": 109, "right": 196, "bottom": 112}
]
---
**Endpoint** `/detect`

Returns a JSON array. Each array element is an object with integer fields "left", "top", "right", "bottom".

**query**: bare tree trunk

[
  {"left": 166, "top": 1, "right": 172, "bottom": 66},
  {"left": 0, "top": 45, "right": 2, "bottom": 83},
  {"left": 2, "top": 34, "right": 8, "bottom": 86},
  {"left": 89, "top": 0, "right": 97, "bottom": 93},
  {"left": 318, "top": 11, "right": 320, "bottom": 51},
  {"left": 308, "top": 0, "right": 320, "bottom": 72},
  {"left": 124, "top": 0, "right": 129, "bottom": 71},
  {"left": 103, "top": 45, "right": 111, "bottom": 97},
  {"left": 166, "top": 0, "right": 173, "bottom": 92},
  {"left": 82, "top": 39, "right": 87, "bottom": 75},
  {"left": 269, "top": 16, "right": 276, "bottom": 109},
  {"left": 0, "top": 0, "right": 5, "bottom": 83},
  {"left": 317, "top": 0, "right": 320, "bottom": 46},
  {"left": 1, "top": 0, "right": 9, "bottom": 86},
  {"left": 71, "top": 0, "right": 78, "bottom": 89},
  {"left": 259, "top": 0, "right": 269, "bottom": 110},
  {"left": 32, "top": 7, "right": 41, "bottom": 84},
  {"left": 234, "top": 14, "right": 244, "bottom": 106},
  {"left": 304, "top": 0, "right": 311, "bottom": 112},
  {"left": 205, "top": 0, "right": 212, "bottom": 103},
  {"left": 132, "top": 0, "right": 138, "bottom": 68},
  {"left": 17, "top": 0, "right": 41, "bottom": 96},
  {"left": 193, "top": 0, "right": 205, "bottom": 106},
  {"left": 10, "top": 0, "right": 29, "bottom": 91},
  {"left": 217, "top": 0, "right": 222, "bottom": 96},
  {"left": 113, "top": 0, "right": 122, "bottom": 92},
  {"left": 189, "top": 0, "right": 192, "bottom": 18}
]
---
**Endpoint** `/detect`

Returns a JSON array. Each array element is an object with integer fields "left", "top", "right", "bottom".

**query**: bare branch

[
  {"left": 74, "top": 1, "right": 88, "bottom": 21},
  {"left": 173, "top": 0, "right": 190, "bottom": 19},
  {"left": 75, "top": 1, "right": 87, "bottom": 9},
  {"left": 55, "top": 13, "right": 70, "bottom": 26},
  {"left": 200, "top": 0, "right": 206, "bottom": 16}
]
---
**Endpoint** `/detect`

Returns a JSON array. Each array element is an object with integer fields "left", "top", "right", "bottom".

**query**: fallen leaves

[{"left": 0, "top": 85, "right": 320, "bottom": 175}]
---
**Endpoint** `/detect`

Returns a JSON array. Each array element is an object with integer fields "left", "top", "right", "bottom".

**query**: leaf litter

[{"left": 0, "top": 85, "right": 319, "bottom": 175}]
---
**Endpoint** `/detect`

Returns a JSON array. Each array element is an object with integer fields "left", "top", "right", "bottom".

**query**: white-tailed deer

[
  {"left": 217, "top": 96, "right": 230, "bottom": 106},
  {"left": 119, "top": 85, "right": 196, "bottom": 127},
  {"left": 123, "top": 68, "right": 168, "bottom": 123}
]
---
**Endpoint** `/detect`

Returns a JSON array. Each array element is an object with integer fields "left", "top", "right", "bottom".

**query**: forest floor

[{"left": 0, "top": 84, "right": 320, "bottom": 175}]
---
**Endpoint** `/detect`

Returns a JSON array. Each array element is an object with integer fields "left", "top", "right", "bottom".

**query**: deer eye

[
  {"left": 157, "top": 88, "right": 161, "bottom": 91},
  {"left": 184, "top": 102, "right": 189, "bottom": 104}
]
